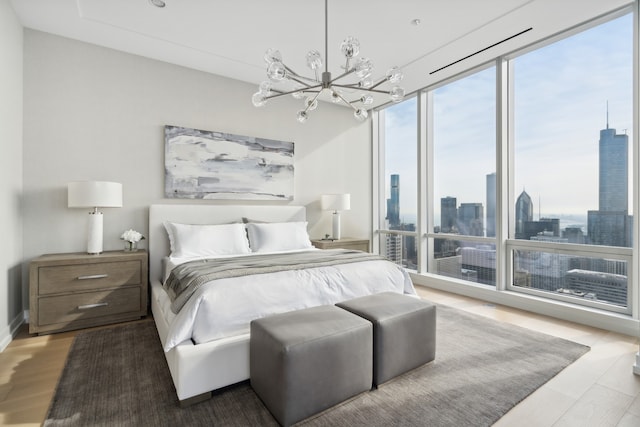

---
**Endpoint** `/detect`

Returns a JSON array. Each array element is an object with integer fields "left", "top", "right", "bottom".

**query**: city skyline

[{"left": 384, "top": 13, "right": 633, "bottom": 225}]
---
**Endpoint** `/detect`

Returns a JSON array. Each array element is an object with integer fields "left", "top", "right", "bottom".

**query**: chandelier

[{"left": 251, "top": 0, "right": 406, "bottom": 123}]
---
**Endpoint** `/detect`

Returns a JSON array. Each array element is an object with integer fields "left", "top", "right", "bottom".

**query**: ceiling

[{"left": 11, "top": 0, "right": 632, "bottom": 109}]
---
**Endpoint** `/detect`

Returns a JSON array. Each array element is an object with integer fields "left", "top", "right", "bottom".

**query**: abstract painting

[{"left": 164, "top": 125, "right": 294, "bottom": 200}]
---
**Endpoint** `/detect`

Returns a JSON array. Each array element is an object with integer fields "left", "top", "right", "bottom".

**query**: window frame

[{"left": 373, "top": 4, "right": 637, "bottom": 318}]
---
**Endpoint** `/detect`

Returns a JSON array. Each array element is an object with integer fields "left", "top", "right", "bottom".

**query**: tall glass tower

[
  {"left": 515, "top": 190, "right": 533, "bottom": 239},
  {"left": 598, "top": 127, "right": 628, "bottom": 211},
  {"left": 441, "top": 197, "right": 457, "bottom": 233},
  {"left": 458, "top": 203, "right": 484, "bottom": 236},
  {"left": 588, "top": 118, "right": 631, "bottom": 247},
  {"left": 387, "top": 174, "right": 400, "bottom": 227}
]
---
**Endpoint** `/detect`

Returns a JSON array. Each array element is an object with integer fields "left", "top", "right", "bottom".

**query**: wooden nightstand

[
  {"left": 311, "top": 238, "right": 370, "bottom": 252},
  {"left": 29, "top": 250, "right": 148, "bottom": 335}
]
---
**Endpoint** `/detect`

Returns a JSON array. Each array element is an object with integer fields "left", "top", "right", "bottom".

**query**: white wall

[
  {"left": 0, "top": 0, "right": 24, "bottom": 350},
  {"left": 22, "top": 30, "right": 371, "bottom": 311}
]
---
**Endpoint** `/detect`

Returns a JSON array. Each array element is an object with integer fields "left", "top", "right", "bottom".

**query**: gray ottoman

[
  {"left": 250, "top": 305, "right": 373, "bottom": 427},
  {"left": 336, "top": 292, "right": 436, "bottom": 387}
]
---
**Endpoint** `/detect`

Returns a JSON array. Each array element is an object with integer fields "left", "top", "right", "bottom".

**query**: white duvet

[{"left": 161, "top": 251, "right": 416, "bottom": 351}]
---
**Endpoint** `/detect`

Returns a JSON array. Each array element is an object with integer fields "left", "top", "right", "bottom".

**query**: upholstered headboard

[{"left": 148, "top": 204, "right": 307, "bottom": 283}]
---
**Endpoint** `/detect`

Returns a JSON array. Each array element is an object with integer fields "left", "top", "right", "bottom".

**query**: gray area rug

[{"left": 44, "top": 304, "right": 589, "bottom": 427}]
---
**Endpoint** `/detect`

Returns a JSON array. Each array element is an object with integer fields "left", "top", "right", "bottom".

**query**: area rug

[{"left": 44, "top": 305, "right": 589, "bottom": 427}]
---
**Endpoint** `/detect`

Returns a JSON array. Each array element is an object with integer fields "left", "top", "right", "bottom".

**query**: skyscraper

[
  {"left": 440, "top": 197, "right": 457, "bottom": 233},
  {"left": 387, "top": 174, "right": 400, "bottom": 227},
  {"left": 598, "top": 126, "right": 628, "bottom": 212},
  {"left": 515, "top": 190, "right": 533, "bottom": 239},
  {"left": 458, "top": 203, "right": 484, "bottom": 236},
  {"left": 588, "top": 120, "right": 631, "bottom": 247},
  {"left": 486, "top": 173, "right": 496, "bottom": 237}
]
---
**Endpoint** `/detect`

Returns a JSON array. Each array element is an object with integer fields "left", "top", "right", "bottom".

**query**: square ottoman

[
  {"left": 336, "top": 292, "right": 436, "bottom": 387},
  {"left": 250, "top": 305, "right": 372, "bottom": 427}
]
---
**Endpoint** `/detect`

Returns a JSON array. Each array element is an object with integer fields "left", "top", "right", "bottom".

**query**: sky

[{"left": 384, "top": 13, "right": 633, "bottom": 228}]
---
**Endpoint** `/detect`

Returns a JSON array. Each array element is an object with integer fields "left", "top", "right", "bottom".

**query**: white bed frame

[{"left": 149, "top": 204, "right": 307, "bottom": 405}]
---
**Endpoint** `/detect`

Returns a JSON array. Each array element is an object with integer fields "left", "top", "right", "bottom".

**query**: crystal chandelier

[{"left": 251, "top": 0, "right": 406, "bottom": 123}]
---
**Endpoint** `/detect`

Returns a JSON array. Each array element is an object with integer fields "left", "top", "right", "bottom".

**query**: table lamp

[
  {"left": 321, "top": 194, "right": 351, "bottom": 240},
  {"left": 68, "top": 181, "right": 123, "bottom": 254}
]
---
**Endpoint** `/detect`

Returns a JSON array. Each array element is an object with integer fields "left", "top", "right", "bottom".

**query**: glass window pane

[
  {"left": 380, "top": 233, "right": 418, "bottom": 270},
  {"left": 433, "top": 67, "right": 496, "bottom": 237},
  {"left": 513, "top": 249, "right": 628, "bottom": 308},
  {"left": 513, "top": 14, "right": 633, "bottom": 247},
  {"left": 382, "top": 97, "right": 417, "bottom": 268},
  {"left": 432, "top": 237, "right": 496, "bottom": 287}
]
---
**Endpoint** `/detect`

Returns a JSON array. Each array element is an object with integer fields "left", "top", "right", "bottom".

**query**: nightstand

[
  {"left": 29, "top": 250, "right": 148, "bottom": 335},
  {"left": 311, "top": 238, "right": 370, "bottom": 252}
]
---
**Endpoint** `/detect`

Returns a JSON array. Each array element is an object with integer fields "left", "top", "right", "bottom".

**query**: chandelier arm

[
  {"left": 281, "top": 64, "right": 311, "bottom": 81},
  {"left": 302, "top": 90, "right": 324, "bottom": 115},
  {"left": 283, "top": 69, "right": 320, "bottom": 85},
  {"left": 265, "top": 85, "right": 322, "bottom": 100},
  {"left": 328, "top": 68, "right": 357, "bottom": 83},
  {"left": 330, "top": 84, "right": 391, "bottom": 95},
  {"left": 288, "top": 76, "right": 319, "bottom": 87},
  {"left": 336, "top": 93, "right": 359, "bottom": 111},
  {"left": 367, "top": 77, "right": 390, "bottom": 90}
]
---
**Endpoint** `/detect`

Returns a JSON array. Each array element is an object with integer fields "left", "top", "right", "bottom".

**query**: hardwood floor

[{"left": 0, "top": 286, "right": 639, "bottom": 426}]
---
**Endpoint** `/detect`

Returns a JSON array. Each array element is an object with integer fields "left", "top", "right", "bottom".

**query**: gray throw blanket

[{"left": 164, "top": 249, "right": 385, "bottom": 313}]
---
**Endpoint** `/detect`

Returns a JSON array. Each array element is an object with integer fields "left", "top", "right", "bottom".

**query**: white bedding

[{"left": 161, "top": 250, "right": 416, "bottom": 351}]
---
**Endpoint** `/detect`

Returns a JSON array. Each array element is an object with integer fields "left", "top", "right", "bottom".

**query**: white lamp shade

[
  {"left": 68, "top": 181, "right": 123, "bottom": 208},
  {"left": 321, "top": 194, "right": 351, "bottom": 211}
]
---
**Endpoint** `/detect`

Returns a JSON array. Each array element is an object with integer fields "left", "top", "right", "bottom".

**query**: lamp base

[
  {"left": 87, "top": 211, "right": 103, "bottom": 254},
  {"left": 332, "top": 211, "right": 341, "bottom": 240}
]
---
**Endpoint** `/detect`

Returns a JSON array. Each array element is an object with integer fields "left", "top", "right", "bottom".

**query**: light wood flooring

[{"left": 0, "top": 286, "right": 639, "bottom": 426}]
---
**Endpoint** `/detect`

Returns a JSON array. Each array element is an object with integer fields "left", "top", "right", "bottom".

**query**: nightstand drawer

[
  {"left": 38, "top": 260, "right": 141, "bottom": 295},
  {"left": 38, "top": 287, "right": 142, "bottom": 326}
]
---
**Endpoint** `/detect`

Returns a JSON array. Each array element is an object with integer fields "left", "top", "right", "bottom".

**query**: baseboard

[{"left": 0, "top": 311, "right": 25, "bottom": 352}]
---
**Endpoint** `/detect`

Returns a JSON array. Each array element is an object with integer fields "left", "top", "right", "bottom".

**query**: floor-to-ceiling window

[
  {"left": 430, "top": 66, "right": 497, "bottom": 286},
  {"left": 509, "top": 13, "right": 633, "bottom": 313},
  {"left": 375, "top": 8, "right": 634, "bottom": 316},
  {"left": 377, "top": 97, "right": 418, "bottom": 269}
]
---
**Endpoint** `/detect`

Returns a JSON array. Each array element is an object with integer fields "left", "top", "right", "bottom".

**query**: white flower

[{"left": 121, "top": 229, "right": 145, "bottom": 243}]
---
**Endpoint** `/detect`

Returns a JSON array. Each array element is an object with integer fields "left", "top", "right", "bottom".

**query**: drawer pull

[
  {"left": 78, "top": 302, "right": 108, "bottom": 310},
  {"left": 77, "top": 274, "right": 108, "bottom": 280}
]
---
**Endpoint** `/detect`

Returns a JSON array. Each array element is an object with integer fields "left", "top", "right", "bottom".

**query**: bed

[{"left": 149, "top": 204, "right": 416, "bottom": 405}]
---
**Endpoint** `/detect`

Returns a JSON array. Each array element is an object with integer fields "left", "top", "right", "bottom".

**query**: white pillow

[
  {"left": 246, "top": 221, "right": 313, "bottom": 252},
  {"left": 163, "top": 222, "right": 251, "bottom": 259}
]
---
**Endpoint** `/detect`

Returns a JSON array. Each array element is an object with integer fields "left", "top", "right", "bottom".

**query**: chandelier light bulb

[
  {"left": 386, "top": 66, "right": 404, "bottom": 84},
  {"left": 252, "top": 92, "right": 267, "bottom": 107},
  {"left": 264, "top": 48, "right": 282, "bottom": 64},
  {"left": 389, "top": 86, "right": 406, "bottom": 103},
  {"left": 306, "top": 50, "right": 323, "bottom": 70},
  {"left": 267, "top": 61, "right": 287, "bottom": 81},
  {"left": 360, "top": 95, "right": 374, "bottom": 105},
  {"left": 331, "top": 91, "right": 342, "bottom": 103},
  {"left": 359, "top": 77, "right": 373, "bottom": 88},
  {"left": 340, "top": 36, "right": 361, "bottom": 59},
  {"left": 297, "top": 111, "right": 308, "bottom": 123},
  {"left": 354, "top": 58, "right": 373, "bottom": 79},
  {"left": 354, "top": 108, "right": 369, "bottom": 121},
  {"left": 259, "top": 81, "right": 272, "bottom": 95}
]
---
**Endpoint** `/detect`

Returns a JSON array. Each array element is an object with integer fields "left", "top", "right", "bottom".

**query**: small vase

[{"left": 124, "top": 241, "right": 138, "bottom": 252}]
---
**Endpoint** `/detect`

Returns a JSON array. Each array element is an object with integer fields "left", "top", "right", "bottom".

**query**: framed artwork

[{"left": 164, "top": 125, "right": 294, "bottom": 200}]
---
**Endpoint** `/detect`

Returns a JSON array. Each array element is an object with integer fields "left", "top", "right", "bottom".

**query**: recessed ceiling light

[
  {"left": 149, "top": 0, "right": 166, "bottom": 8},
  {"left": 411, "top": 19, "right": 421, "bottom": 26}
]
